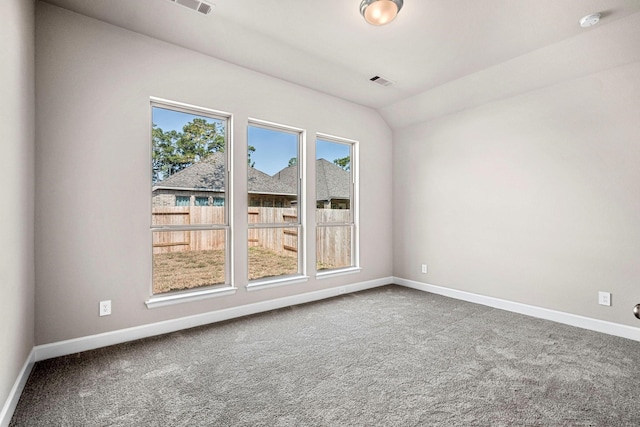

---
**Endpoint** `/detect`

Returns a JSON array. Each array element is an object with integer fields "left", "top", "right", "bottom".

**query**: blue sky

[
  {"left": 153, "top": 107, "right": 350, "bottom": 176},
  {"left": 316, "top": 139, "right": 350, "bottom": 165},
  {"left": 248, "top": 125, "right": 297, "bottom": 175}
]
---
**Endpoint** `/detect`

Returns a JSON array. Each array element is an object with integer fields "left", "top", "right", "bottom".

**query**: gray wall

[
  {"left": 35, "top": 3, "right": 393, "bottom": 345},
  {"left": 393, "top": 61, "right": 640, "bottom": 327},
  {"left": 0, "top": 0, "right": 35, "bottom": 410}
]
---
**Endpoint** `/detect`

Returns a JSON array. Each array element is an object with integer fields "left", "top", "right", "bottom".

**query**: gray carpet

[{"left": 11, "top": 285, "right": 640, "bottom": 426}]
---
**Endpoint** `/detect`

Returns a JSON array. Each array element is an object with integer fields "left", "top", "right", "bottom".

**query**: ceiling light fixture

[{"left": 360, "top": 0, "right": 403, "bottom": 26}]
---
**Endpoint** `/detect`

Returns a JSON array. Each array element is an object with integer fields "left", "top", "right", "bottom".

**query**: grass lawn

[
  {"left": 248, "top": 246, "right": 298, "bottom": 280},
  {"left": 153, "top": 247, "right": 298, "bottom": 294}
]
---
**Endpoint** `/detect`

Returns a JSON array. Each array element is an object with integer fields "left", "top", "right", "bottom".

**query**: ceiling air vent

[
  {"left": 170, "top": 0, "right": 214, "bottom": 15},
  {"left": 369, "top": 75, "right": 394, "bottom": 87}
]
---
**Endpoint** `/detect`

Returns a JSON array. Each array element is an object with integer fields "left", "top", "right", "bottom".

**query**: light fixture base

[{"left": 579, "top": 13, "right": 601, "bottom": 28}]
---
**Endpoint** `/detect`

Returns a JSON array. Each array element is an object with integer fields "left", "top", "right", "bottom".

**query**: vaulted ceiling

[{"left": 41, "top": 0, "right": 640, "bottom": 128}]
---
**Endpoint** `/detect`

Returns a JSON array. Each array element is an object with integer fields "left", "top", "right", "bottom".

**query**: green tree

[
  {"left": 152, "top": 118, "right": 225, "bottom": 183},
  {"left": 288, "top": 157, "right": 297, "bottom": 167},
  {"left": 180, "top": 118, "right": 225, "bottom": 161},
  {"left": 152, "top": 125, "right": 181, "bottom": 183},
  {"left": 248, "top": 145, "right": 256, "bottom": 168},
  {"left": 333, "top": 156, "right": 350, "bottom": 171}
]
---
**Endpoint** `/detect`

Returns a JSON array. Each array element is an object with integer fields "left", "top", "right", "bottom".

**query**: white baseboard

[
  {"left": 35, "top": 277, "right": 392, "bottom": 362},
  {"left": 394, "top": 277, "right": 640, "bottom": 342},
  {"left": 0, "top": 349, "right": 35, "bottom": 427}
]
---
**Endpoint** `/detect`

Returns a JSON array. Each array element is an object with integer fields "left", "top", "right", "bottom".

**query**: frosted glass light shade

[{"left": 360, "top": 0, "right": 403, "bottom": 26}]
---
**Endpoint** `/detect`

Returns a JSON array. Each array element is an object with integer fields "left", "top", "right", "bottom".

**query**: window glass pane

[
  {"left": 316, "top": 225, "right": 352, "bottom": 271},
  {"left": 153, "top": 230, "right": 226, "bottom": 294},
  {"left": 195, "top": 197, "right": 209, "bottom": 206},
  {"left": 316, "top": 136, "right": 355, "bottom": 273},
  {"left": 175, "top": 196, "right": 190, "bottom": 206},
  {"left": 151, "top": 102, "right": 230, "bottom": 297},
  {"left": 247, "top": 125, "right": 299, "bottom": 223},
  {"left": 248, "top": 227, "right": 299, "bottom": 280},
  {"left": 316, "top": 139, "right": 351, "bottom": 223},
  {"left": 152, "top": 106, "right": 226, "bottom": 224}
]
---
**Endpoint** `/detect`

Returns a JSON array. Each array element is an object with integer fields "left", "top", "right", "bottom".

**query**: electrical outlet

[
  {"left": 421, "top": 264, "right": 428, "bottom": 274},
  {"left": 598, "top": 292, "right": 611, "bottom": 307},
  {"left": 100, "top": 300, "right": 112, "bottom": 316}
]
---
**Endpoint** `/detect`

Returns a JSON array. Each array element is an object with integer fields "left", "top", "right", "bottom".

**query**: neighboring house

[
  {"left": 247, "top": 167, "right": 297, "bottom": 208},
  {"left": 152, "top": 153, "right": 350, "bottom": 209},
  {"left": 272, "top": 159, "right": 351, "bottom": 209},
  {"left": 152, "top": 151, "right": 297, "bottom": 208},
  {"left": 152, "top": 151, "right": 226, "bottom": 207},
  {"left": 314, "top": 158, "right": 351, "bottom": 209}
]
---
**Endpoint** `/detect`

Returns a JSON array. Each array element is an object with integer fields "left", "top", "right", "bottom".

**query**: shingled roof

[
  {"left": 272, "top": 158, "right": 350, "bottom": 202},
  {"left": 154, "top": 151, "right": 226, "bottom": 191},
  {"left": 315, "top": 158, "right": 350, "bottom": 201},
  {"left": 153, "top": 151, "right": 296, "bottom": 195},
  {"left": 248, "top": 166, "right": 296, "bottom": 195}
]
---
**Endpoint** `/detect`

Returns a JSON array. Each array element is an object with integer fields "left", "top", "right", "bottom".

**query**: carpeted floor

[{"left": 11, "top": 285, "right": 640, "bottom": 426}]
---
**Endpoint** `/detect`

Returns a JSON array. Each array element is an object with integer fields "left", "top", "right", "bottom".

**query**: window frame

[
  {"left": 246, "top": 119, "right": 307, "bottom": 290},
  {"left": 315, "top": 133, "right": 360, "bottom": 277},
  {"left": 146, "top": 97, "right": 235, "bottom": 308}
]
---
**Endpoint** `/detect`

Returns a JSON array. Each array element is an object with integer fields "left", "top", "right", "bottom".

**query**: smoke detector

[
  {"left": 168, "top": 0, "right": 214, "bottom": 15},
  {"left": 579, "top": 13, "right": 601, "bottom": 28}
]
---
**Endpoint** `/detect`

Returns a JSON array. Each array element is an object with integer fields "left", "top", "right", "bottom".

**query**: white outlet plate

[
  {"left": 100, "top": 300, "right": 112, "bottom": 316},
  {"left": 598, "top": 292, "right": 611, "bottom": 307},
  {"left": 421, "top": 264, "right": 428, "bottom": 274}
]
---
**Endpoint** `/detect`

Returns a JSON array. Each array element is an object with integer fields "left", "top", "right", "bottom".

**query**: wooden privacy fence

[
  {"left": 153, "top": 207, "right": 352, "bottom": 267},
  {"left": 316, "top": 210, "right": 351, "bottom": 268},
  {"left": 247, "top": 207, "right": 299, "bottom": 257},
  {"left": 152, "top": 206, "right": 226, "bottom": 253}
]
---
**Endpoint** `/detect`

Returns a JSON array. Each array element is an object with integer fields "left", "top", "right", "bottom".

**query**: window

[
  {"left": 151, "top": 100, "right": 231, "bottom": 295},
  {"left": 247, "top": 121, "right": 304, "bottom": 284},
  {"left": 176, "top": 196, "right": 190, "bottom": 207},
  {"left": 195, "top": 197, "right": 209, "bottom": 206},
  {"left": 316, "top": 135, "right": 357, "bottom": 273}
]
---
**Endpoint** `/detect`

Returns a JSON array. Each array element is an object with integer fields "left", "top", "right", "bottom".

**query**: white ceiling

[{"left": 41, "top": 0, "right": 640, "bottom": 128}]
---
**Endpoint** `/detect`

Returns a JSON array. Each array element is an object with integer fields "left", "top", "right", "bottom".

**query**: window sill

[
  {"left": 316, "top": 267, "right": 362, "bottom": 279},
  {"left": 145, "top": 286, "right": 237, "bottom": 309},
  {"left": 246, "top": 275, "right": 309, "bottom": 292}
]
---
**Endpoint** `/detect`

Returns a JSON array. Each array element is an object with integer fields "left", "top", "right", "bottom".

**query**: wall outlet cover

[
  {"left": 598, "top": 292, "right": 611, "bottom": 307},
  {"left": 100, "top": 300, "right": 112, "bottom": 316}
]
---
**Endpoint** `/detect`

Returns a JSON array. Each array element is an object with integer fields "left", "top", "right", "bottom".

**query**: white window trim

[
  {"left": 247, "top": 119, "right": 307, "bottom": 284},
  {"left": 245, "top": 275, "right": 310, "bottom": 292},
  {"left": 315, "top": 133, "right": 360, "bottom": 275},
  {"left": 145, "top": 286, "right": 238, "bottom": 309},
  {"left": 316, "top": 267, "right": 362, "bottom": 279},
  {"left": 150, "top": 96, "right": 231, "bottom": 119},
  {"left": 149, "top": 98, "right": 234, "bottom": 303}
]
